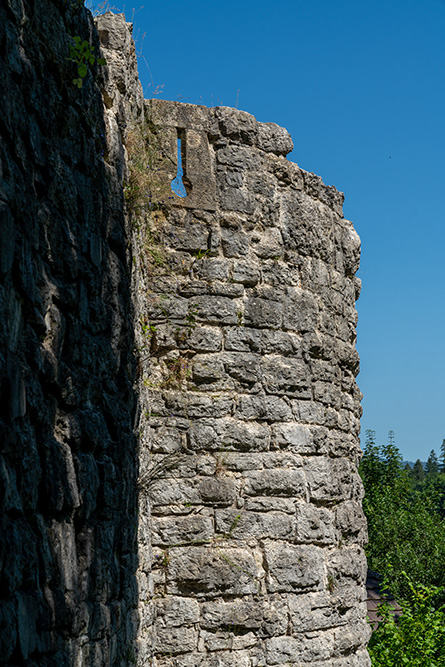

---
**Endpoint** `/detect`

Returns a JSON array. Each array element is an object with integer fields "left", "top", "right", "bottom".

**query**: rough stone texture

[
  {"left": 1, "top": 7, "right": 370, "bottom": 666},
  {"left": 0, "top": 7, "right": 141, "bottom": 666},
  {"left": 134, "top": 98, "right": 370, "bottom": 664}
]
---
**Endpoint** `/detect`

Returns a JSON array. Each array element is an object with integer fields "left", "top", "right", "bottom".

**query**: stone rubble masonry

[
  {"left": 0, "top": 5, "right": 142, "bottom": 666},
  {"left": 0, "top": 4, "right": 370, "bottom": 666},
  {"left": 133, "top": 46, "right": 370, "bottom": 667}
]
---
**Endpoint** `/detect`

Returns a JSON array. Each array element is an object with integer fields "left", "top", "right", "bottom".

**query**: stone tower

[{"left": 132, "top": 97, "right": 370, "bottom": 665}]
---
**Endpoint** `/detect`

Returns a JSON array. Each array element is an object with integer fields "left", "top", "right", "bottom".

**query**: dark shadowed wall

[{"left": 0, "top": 5, "right": 141, "bottom": 665}]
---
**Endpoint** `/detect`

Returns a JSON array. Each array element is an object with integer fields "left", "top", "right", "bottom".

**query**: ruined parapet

[{"left": 134, "top": 98, "right": 371, "bottom": 665}]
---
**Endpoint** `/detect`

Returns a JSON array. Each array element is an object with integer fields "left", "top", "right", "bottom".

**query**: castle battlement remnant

[{"left": 0, "top": 7, "right": 370, "bottom": 666}]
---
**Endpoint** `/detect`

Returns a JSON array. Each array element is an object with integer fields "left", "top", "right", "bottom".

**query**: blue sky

[{"left": 99, "top": 0, "right": 445, "bottom": 461}]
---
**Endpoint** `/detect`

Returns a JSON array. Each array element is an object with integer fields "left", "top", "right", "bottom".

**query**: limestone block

[
  {"left": 186, "top": 326, "right": 223, "bottom": 352},
  {"left": 168, "top": 220, "right": 211, "bottom": 253},
  {"left": 193, "top": 258, "right": 230, "bottom": 281},
  {"left": 144, "top": 295, "right": 189, "bottom": 320},
  {"left": 251, "top": 227, "right": 284, "bottom": 259},
  {"left": 224, "top": 326, "right": 261, "bottom": 352},
  {"left": 220, "top": 452, "right": 266, "bottom": 471},
  {"left": 199, "top": 629, "right": 257, "bottom": 651},
  {"left": 198, "top": 477, "right": 238, "bottom": 505},
  {"left": 215, "top": 508, "right": 295, "bottom": 541},
  {"left": 220, "top": 225, "right": 250, "bottom": 256},
  {"left": 283, "top": 287, "right": 319, "bottom": 333},
  {"left": 288, "top": 591, "right": 348, "bottom": 633},
  {"left": 333, "top": 620, "right": 372, "bottom": 657},
  {"left": 291, "top": 399, "right": 326, "bottom": 425},
  {"left": 192, "top": 355, "right": 226, "bottom": 384},
  {"left": 244, "top": 296, "right": 283, "bottom": 329},
  {"left": 223, "top": 352, "right": 262, "bottom": 385},
  {"left": 266, "top": 630, "right": 335, "bottom": 664},
  {"left": 261, "top": 451, "right": 304, "bottom": 468},
  {"left": 208, "top": 282, "right": 245, "bottom": 298},
  {"left": 326, "top": 546, "right": 368, "bottom": 588},
  {"left": 163, "top": 392, "right": 233, "bottom": 419},
  {"left": 188, "top": 418, "right": 270, "bottom": 452},
  {"left": 49, "top": 520, "right": 78, "bottom": 593},
  {"left": 192, "top": 295, "right": 239, "bottom": 325},
  {"left": 260, "top": 330, "right": 301, "bottom": 356},
  {"left": 335, "top": 500, "right": 368, "bottom": 545},
  {"left": 151, "top": 515, "right": 214, "bottom": 546},
  {"left": 244, "top": 469, "right": 306, "bottom": 497},
  {"left": 166, "top": 546, "right": 263, "bottom": 596},
  {"left": 153, "top": 624, "right": 198, "bottom": 654},
  {"left": 149, "top": 479, "right": 201, "bottom": 508},
  {"left": 215, "top": 107, "right": 258, "bottom": 146},
  {"left": 262, "top": 355, "right": 311, "bottom": 397},
  {"left": 236, "top": 394, "right": 293, "bottom": 422},
  {"left": 230, "top": 259, "right": 260, "bottom": 285},
  {"left": 0, "top": 599, "right": 17, "bottom": 662},
  {"left": 152, "top": 655, "right": 205, "bottom": 667},
  {"left": 151, "top": 426, "right": 184, "bottom": 454},
  {"left": 0, "top": 201, "right": 15, "bottom": 275},
  {"left": 257, "top": 122, "right": 294, "bottom": 156},
  {"left": 304, "top": 456, "right": 352, "bottom": 502},
  {"left": 245, "top": 497, "right": 296, "bottom": 513},
  {"left": 341, "top": 223, "right": 361, "bottom": 275},
  {"left": 216, "top": 145, "right": 261, "bottom": 170},
  {"left": 302, "top": 170, "right": 345, "bottom": 216},
  {"left": 270, "top": 422, "right": 314, "bottom": 454},
  {"left": 154, "top": 596, "right": 200, "bottom": 626},
  {"left": 200, "top": 595, "right": 287, "bottom": 635},
  {"left": 264, "top": 541, "right": 324, "bottom": 592},
  {"left": 295, "top": 502, "right": 336, "bottom": 545}
]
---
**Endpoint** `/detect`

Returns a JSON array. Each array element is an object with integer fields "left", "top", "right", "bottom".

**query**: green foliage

[
  {"left": 412, "top": 458, "right": 426, "bottom": 487},
  {"left": 360, "top": 432, "right": 445, "bottom": 602},
  {"left": 427, "top": 449, "right": 440, "bottom": 476},
  {"left": 67, "top": 35, "right": 106, "bottom": 88},
  {"left": 368, "top": 573, "right": 445, "bottom": 667}
]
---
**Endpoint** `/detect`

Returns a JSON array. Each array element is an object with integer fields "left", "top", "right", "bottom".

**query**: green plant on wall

[
  {"left": 67, "top": 35, "right": 106, "bottom": 88},
  {"left": 124, "top": 121, "right": 175, "bottom": 216}
]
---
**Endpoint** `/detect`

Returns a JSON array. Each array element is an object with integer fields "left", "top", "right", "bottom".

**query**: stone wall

[
  {"left": 0, "top": 7, "right": 370, "bottom": 666},
  {"left": 134, "top": 100, "right": 371, "bottom": 665},
  {"left": 0, "top": 6, "right": 141, "bottom": 665}
]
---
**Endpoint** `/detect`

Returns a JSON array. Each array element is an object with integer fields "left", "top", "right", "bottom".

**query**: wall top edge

[
  {"left": 145, "top": 98, "right": 294, "bottom": 157},
  {"left": 144, "top": 98, "right": 345, "bottom": 216}
]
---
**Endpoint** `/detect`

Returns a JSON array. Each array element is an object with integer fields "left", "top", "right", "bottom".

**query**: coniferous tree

[
  {"left": 426, "top": 450, "right": 439, "bottom": 476},
  {"left": 381, "top": 430, "right": 402, "bottom": 486},
  {"left": 412, "top": 459, "right": 425, "bottom": 485},
  {"left": 440, "top": 439, "right": 445, "bottom": 473}
]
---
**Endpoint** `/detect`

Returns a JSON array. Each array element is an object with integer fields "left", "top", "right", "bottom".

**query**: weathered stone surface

[
  {"left": 244, "top": 468, "right": 306, "bottom": 498},
  {"left": 137, "top": 84, "right": 368, "bottom": 665},
  {"left": 295, "top": 501, "right": 337, "bottom": 545},
  {"left": 0, "top": 9, "right": 140, "bottom": 665},
  {"left": 264, "top": 541, "right": 325, "bottom": 592},
  {"left": 166, "top": 546, "right": 263, "bottom": 596},
  {"left": 0, "top": 10, "right": 369, "bottom": 665}
]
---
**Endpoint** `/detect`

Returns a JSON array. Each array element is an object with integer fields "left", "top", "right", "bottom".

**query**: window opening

[{"left": 171, "top": 135, "right": 187, "bottom": 198}]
